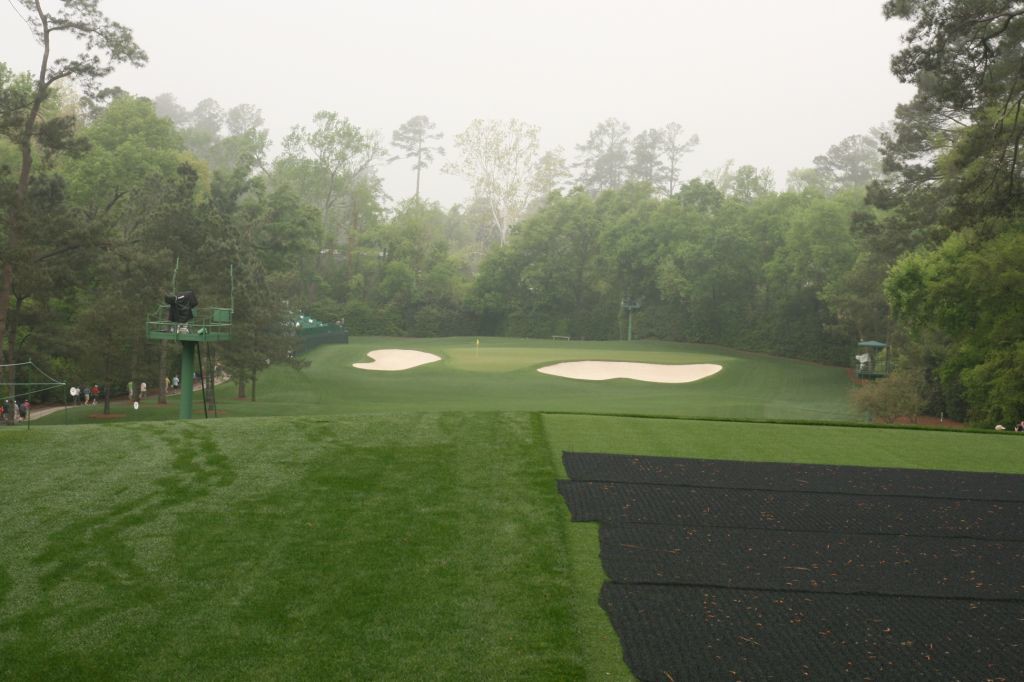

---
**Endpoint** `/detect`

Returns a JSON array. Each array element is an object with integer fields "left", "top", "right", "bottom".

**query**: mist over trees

[{"left": 2, "top": 0, "right": 1022, "bottom": 425}]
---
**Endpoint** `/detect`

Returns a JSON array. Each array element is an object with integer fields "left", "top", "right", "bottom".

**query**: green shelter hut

[{"left": 854, "top": 340, "right": 890, "bottom": 379}]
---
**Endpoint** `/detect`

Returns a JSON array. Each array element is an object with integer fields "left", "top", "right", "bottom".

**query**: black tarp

[{"left": 165, "top": 291, "right": 198, "bottom": 323}]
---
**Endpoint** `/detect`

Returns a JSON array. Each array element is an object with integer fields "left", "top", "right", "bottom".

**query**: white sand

[
  {"left": 537, "top": 361, "right": 722, "bottom": 384},
  {"left": 353, "top": 349, "right": 442, "bottom": 371}
]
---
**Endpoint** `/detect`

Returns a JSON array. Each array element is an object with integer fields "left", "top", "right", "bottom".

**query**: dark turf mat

[
  {"left": 562, "top": 453, "right": 1024, "bottom": 680},
  {"left": 564, "top": 451, "right": 1024, "bottom": 501},
  {"left": 558, "top": 480, "right": 1024, "bottom": 540},
  {"left": 599, "top": 524, "right": 1024, "bottom": 599},
  {"left": 601, "top": 583, "right": 1024, "bottom": 681}
]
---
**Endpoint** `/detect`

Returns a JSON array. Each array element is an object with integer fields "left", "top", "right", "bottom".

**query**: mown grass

[
  {"left": 8, "top": 338, "right": 1023, "bottom": 679},
  {"left": 1, "top": 413, "right": 585, "bottom": 679},
  {"left": 35, "top": 336, "right": 857, "bottom": 425}
]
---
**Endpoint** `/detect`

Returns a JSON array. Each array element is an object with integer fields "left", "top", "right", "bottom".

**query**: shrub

[{"left": 851, "top": 368, "right": 928, "bottom": 423}]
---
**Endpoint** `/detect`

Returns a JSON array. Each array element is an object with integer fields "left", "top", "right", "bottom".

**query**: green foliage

[
  {"left": 15, "top": 0, "right": 148, "bottom": 95},
  {"left": 445, "top": 118, "right": 560, "bottom": 246},
  {"left": 470, "top": 183, "right": 865, "bottom": 364},
  {"left": 881, "top": 0, "right": 1024, "bottom": 224},
  {"left": 273, "top": 110, "right": 386, "bottom": 261},
  {"left": 575, "top": 117, "right": 631, "bottom": 192},
  {"left": 850, "top": 368, "right": 929, "bottom": 423},
  {"left": 390, "top": 115, "right": 444, "bottom": 199},
  {"left": 787, "top": 131, "right": 885, "bottom": 195},
  {"left": 0, "top": 63, "right": 34, "bottom": 138},
  {"left": 886, "top": 229, "right": 1024, "bottom": 422}
]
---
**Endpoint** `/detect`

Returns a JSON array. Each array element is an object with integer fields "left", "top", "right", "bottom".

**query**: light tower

[{"left": 621, "top": 296, "right": 642, "bottom": 341}]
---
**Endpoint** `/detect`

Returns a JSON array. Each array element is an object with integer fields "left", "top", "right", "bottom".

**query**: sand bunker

[
  {"left": 538, "top": 361, "right": 722, "bottom": 384},
  {"left": 354, "top": 349, "right": 442, "bottom": 371}
]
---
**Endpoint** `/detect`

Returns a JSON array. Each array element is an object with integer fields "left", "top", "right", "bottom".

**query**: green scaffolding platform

[
  {"left": 146, "top": 304, "right": 232, "bottom": 419},
  {"left": 146, "top": 305, "right": 232, "bottom": 343}
]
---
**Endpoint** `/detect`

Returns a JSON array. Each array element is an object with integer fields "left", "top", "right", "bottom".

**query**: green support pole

[
  {"left": 627, "top": 310, "right": 633, "bottom": 341},
  {"left": 179, "top": 341, "right": 196, "bottom": 420}
]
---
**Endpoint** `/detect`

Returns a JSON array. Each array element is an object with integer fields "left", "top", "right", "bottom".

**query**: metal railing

[{"left": 146, "top": 305, "right": 232, "bottom": 341}]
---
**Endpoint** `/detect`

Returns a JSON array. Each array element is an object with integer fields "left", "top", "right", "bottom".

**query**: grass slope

[
  {"left": 1, "top": 414, "right": 583, "bottom": 679},
  {"left": 5, "top": 409, "right": 1022, "bottom": 679},
  {"left": 10, "top": 338, "right": 1021, "bottom": 679},
  {"left": 36, "top": 336, "right": 857, "bottom": 425}
]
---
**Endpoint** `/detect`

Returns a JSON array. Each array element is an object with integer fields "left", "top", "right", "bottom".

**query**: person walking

[{"left": 140, "top": 381, "right": 147, "bottom": 399}]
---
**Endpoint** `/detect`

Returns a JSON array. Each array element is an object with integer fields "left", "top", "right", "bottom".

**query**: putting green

[{"left": 33, "top": 336, "right": 859, "bottom": 425}]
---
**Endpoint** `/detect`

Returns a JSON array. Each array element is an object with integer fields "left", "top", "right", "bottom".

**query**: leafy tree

[
  {"left": 390, "top": 115, "right": 444, "bottom": 201},
  {"left": 761, "top": 193, "right": 859, "bottom": 360},
  {"left": 154, "top": 96, "right": 269, "bottom": 174},
  {"left": 627, "top": 128, "right": 664, "bottom": 188},
  {"left": 880, "top": 0, "right": 1024, "bottom": 224},
  {"left": 788, "top": 130, "right": 885, "bottom": 194},
  {"left": 471, "top": 189, "right": 612, "bottom": 338},
  {"left": 659, "top": 122, "right": 699, "bottom": 196},
  {"left": 1, "top": 0, "right": 146, "bottom": 374},
  {"left": 655, "top": 197, "right": 763, "bottom": 345},
  {"left": 445, "top": 118, "right": 555, "bottom": 246},
  {"left": 885, "top": 228, "right": 1024, "bottom": 423},
  {"left": 867, "top": 1, "right": 1024, "bottom": 423},
  {"left": 59, "top": 97, "right": 205, "bottom": 411},
  {"left": 207, "top": 102, "right": 270, "bottom": 173},
  {"left": 274, "top": 111, "right": 385, "bottom": 261},
  {"left": 704, "top": 161, "right": 775, "bottom": 201},
  {"left": 624, "top": 124, "right": 700, "bottom": 196},
  {"left": 180, "top": 97, "right": 224, "bottom": 160},
  {"left": 575, "top": 117, "right": 631, "bottom": 193},
  {"left": 152, "top": 92, "right": 189, "bottom": 126}
]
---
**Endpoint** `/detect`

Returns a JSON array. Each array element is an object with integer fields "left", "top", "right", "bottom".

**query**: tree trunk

[
  {"left": 1, "top": 19, "right": 51, "bottom": 395},
  {"left": 158, "top": 342, "right": 168, "bottom": 404},
  {"left": 236, "top": 377, "right": 246, "bottom": 399},
  {"left": 415, "top": 146, "right": 422, "bottom": 201},
  {"left": 0, "top": 262, "right": 12, "bottom": 375},
  {"left": 251, "top": 371, "right": 257, "bottom": 402},
  {"left": 5, "top": 299, "right": 17, "bottom": 395}
]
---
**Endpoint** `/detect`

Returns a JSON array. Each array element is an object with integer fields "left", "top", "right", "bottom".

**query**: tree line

[{"left": 2, "top": 0, "right": 1022, "bottom": 426}]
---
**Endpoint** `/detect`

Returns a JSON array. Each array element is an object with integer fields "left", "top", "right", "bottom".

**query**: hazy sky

[{"left": 2, "top": 0, "right": 915, "bottom": 207}]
